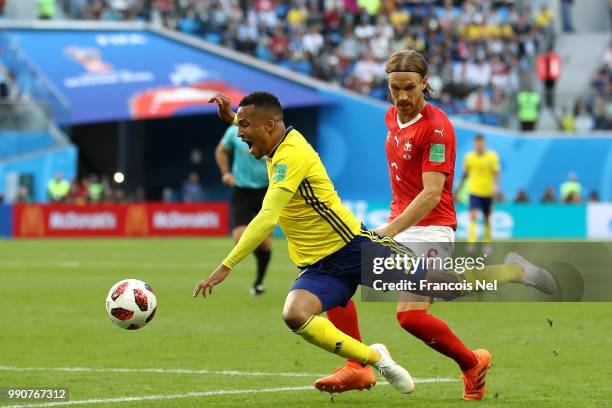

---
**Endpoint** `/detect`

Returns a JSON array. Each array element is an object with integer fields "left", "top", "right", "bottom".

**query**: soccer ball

[{"left": 105, "top": 279, "right": 157, "bottom": 330}]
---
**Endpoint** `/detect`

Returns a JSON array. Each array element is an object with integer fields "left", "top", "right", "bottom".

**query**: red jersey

[{"left": 385, "top": 103, "right": 457, "bottom": 229}]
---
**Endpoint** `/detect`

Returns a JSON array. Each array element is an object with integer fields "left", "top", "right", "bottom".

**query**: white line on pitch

[
  {"left": 0, "top": 376, "right": 460, "bottom": 408},
  {"left": 0, "top": 365, "right": 460, "bottom": 384},
  {"left": 0, "top": 365, "right": 324, "bottom": 378},
  {"left": 0, "top": 385, "right": 313, "bottom": 408}
]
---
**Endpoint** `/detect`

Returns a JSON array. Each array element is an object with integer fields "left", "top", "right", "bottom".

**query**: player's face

[
  {"left": 235, "top": 105, "right": 275, "bottom": 159},
  {"left": 475, "top": 138, "right": 485, "bottom": 152},
  {"left": 387, "top": 71, "right": 427, "bottom": 120}
]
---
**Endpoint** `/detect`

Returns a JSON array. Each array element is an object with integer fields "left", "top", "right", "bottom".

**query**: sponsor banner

[
  {"left": 343, "top": 200, "right": 587, "bottom": 239},
  {"left": 0, "top": 205, "right": 13, "bottom": 237},
  {"left": 8, "top": 30, "right": 331, "bottom": 124},
  {"left": 587, "top": 203, "right": 612, "bottom": 239},
  {"left": 13, "top": 203, "right": 228, "bottom": 238}
]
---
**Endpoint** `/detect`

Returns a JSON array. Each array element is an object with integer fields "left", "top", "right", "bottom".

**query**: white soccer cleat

[
  {"left": 504, "top": 252, "right": 558, "bottom": 295},
  {"left": 369, "top": 343, "right": 415, "bottom": 394}
]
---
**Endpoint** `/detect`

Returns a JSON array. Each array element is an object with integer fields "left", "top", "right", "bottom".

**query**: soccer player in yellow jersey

[
  {"left": 194, "top": 91, "right": 418, "bottom": 394},
  {"left": 456, "top": 134, "right": 500, "bottom": 253}
]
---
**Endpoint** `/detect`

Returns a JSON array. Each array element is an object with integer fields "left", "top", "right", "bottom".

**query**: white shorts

[
  {"left": 385, "top": 225, "right": 456, "bottom": 303},
  {"left": 383, "top": 225, "right": 455, "bottom": 259}
]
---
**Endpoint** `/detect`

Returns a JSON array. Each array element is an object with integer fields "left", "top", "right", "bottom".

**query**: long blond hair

[{"left": 385, "top": 50, "right": 433, "bottom": 98}]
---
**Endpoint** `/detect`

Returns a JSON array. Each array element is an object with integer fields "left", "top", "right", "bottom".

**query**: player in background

[
  {"left": 215, "top": 124, "right": 271, "bottom": 295},
  {"left": 316, "top": 50, "right": 557, "bottom": 400},
  {"left": 454, "top": 134, "right": 500, "bottom": 254}
]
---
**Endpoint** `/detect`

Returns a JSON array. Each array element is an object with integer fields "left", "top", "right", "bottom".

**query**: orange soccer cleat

[
  {"left": 461, "top": 349, "right": 492, "bottom": 401},
  {"left": 314, "top": 362, "right": 376, "bottom": 393}
]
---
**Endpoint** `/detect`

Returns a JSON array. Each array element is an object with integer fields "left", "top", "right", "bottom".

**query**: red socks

[
  {"left": 327, "top": 299, "right": 363, "bottom": 366},
  {"left": 326, "top": 302, "right": 478, "bottom": 372},
  {"left": 397, "top": 310, "right": 478, "bottom": 372}
]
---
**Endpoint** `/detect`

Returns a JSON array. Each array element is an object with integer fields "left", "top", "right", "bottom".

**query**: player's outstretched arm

[
  {"left": 208, "top": 93, "right": 236, "bottom": 124},
  {"left": 193, "top": 187, "right": 293, "bottom": 299},
  {"left": 377, "top": 171, "right": 445, "bottom": 237}
]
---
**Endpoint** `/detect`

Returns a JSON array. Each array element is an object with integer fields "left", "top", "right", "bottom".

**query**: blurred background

[{"left": 0, "top": 0, "right": 610, "bottom": 240}]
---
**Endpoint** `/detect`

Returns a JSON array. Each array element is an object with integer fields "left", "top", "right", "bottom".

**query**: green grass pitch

[{"left": 0, "top": 237, "right": 610, "bottom": 407}]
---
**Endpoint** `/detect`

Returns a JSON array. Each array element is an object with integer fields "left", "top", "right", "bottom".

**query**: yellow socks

[
  {"left": 294, "top": 315, "right": 380, "bottom": 365},
  {"left": 468, "top": 219, "right": 477, "bottom": 243},
  {"left": 462, "top": 264, "right": 525, "bottom": 287},
  {"left": 484, "top": 224, "right": 492, "bottom": 242}
]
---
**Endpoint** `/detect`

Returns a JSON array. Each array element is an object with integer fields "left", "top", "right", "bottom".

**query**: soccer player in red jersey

[
  {"left": 314, "top": 50, "right": 491, "bottom": 399},
  {"left": 315, "top": 50, "right": 532, "bottom": 400},
  {"left": 315, "top": 50, "right": 556, "bottom": 400}
]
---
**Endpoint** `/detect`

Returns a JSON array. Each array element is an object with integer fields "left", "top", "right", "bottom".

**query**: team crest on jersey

[
  {"left": 273, "top": 163, "right": 287, "bottom": 182},
  {"left": 403, "top": 140, "right": 412, "bottom": 151}
]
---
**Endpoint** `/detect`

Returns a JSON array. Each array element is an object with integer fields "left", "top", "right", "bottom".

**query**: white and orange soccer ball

[{"left": 105, "top": 279, "right": 157, "bottom": 330}]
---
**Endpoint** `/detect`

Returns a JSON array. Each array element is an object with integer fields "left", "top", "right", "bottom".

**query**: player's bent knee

[
  {"left": 282, "top": 289, "right": 323, "bottom": 331},
  {"left": 282, "top": 310, "right": 310, "bottom": 331}
]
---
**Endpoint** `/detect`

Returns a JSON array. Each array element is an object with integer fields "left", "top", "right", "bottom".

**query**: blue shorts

[
  {"left": 470, "top": 194, "right": 493, "bottom": 216},
  {"left": 290, "top": 230, "right": 427, "bottom": 312}
]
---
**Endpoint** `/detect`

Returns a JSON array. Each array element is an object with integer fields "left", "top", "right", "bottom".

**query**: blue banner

[
  {"left": 344, "top": 200, "right": 587, "bottom": 239},
  {"left": 8, "top": 30, "right": 331, "bottom": 124}
]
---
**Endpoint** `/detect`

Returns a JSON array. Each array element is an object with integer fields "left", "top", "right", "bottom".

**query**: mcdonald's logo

[
  {"left": 125, "top": 205, "right": 149, "bottom": 236},
  {"left": 19, "top": 205, "right": 45, "bottom": 237}
]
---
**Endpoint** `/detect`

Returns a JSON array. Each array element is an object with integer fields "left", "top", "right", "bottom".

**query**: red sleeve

[{"left": 421, "top": 121, "right": 455, "bottom": 175}]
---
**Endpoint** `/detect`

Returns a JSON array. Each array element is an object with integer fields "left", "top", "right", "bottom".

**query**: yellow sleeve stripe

[{"left": 297, "top": 179, "right": 355, "bottom": 243}]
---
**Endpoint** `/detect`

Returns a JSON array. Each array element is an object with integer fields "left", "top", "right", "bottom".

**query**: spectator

[
  {"left": 181, "top": 172, "right": 205, "bottom": 202},
  {"left": 564, "top": 191, "right": 581, "bottom": 204},
  {"left": 302, "top": 25, "right": 324, "bottom": 57},
  {"left": 87, "top": 174, "right": 104, "bottom": 203},
  {"left": 47, "top": 171, "right": 70, "bottom": 203},
  {"left": 269, "top": 28, "right": 290, "bottom": 62},
  {"left": 574, "top": 103, "right": 595, "bottom": 132},
  {"left": 517, "top": 86, "right": 540, "bottom": 131},
  {"left": 66, "top": 178, "right": 88, "bottom": 205},
  {"left": 15, "top": 185, "right": 31, "bottom": 203},
  {"left": 37, "top": 0, "right": 55, "bottom": 19},
  {"left": 589, "top": 190, "right": 600, "bottom": 202},
  {"left": 466, "top": 86, "right": 491, "bottom": 119},
  {"left": 560, "top": 106, "right": 575, "bottom": 131},
  {"left": 114, "top": 188, "right": 127, "bottom": 203},
  {"left": 593, "top": 95, "right": 609, "bottom": 130},
  {"left": 493, "top": 190, "right": 505, "bottom": 203},
  {"left": 0, "top": 192, "right": 4, "bottom": 204},
  {"left": 100, "top": 175, "right": 114, "bottom": 202},
  {"left": 560, "top": 0, "right": 574, "bottom": 32},
  {"left": 513, "top": 190, "right": 530, "bottom": 203},
  {"left": 540, "top": 186, "right": 556, "bottom": 203},
  {"left": 560, "top": 172, "right": 582, "bottom": 203}
]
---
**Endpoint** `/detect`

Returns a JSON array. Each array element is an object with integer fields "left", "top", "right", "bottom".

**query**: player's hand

[
  {"left": 193, "top": 264, "right": 231, "bottom": 299},
  {"left": 221, "top": 172, "right": 235, "bottom": 187},
  {"left": 208, "top": 93, "right": 235, "bottom": 124}
]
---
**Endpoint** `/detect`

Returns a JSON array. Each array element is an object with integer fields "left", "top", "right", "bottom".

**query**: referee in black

[{"left": 215, "top": 123, "right": 272, "bottom": 295}]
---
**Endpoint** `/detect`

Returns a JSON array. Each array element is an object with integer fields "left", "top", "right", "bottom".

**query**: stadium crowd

[
  {"left": 62, "top": 0, "right": 562, "bottom": 128},
  {"left": 560, "top": 42, "right": 612, "bottom": 132}
]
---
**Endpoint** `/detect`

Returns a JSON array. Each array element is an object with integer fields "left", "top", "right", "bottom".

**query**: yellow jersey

[
  {"left": 266, "top": 127, "right": 362, "bottom": 267},
  {"left": 463, "top": 150, "right": 500, "bottom": 197}
]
